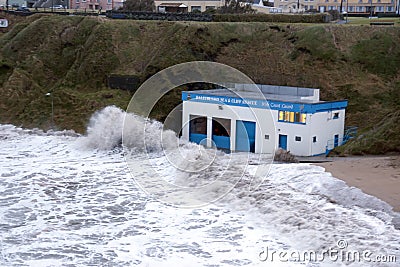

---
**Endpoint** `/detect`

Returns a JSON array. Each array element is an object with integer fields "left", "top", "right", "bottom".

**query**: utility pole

[
  {"left": 340, "top": 0, "right": 343, "bottom": 14},
  {"left": 370, "top": 0, "right": 373, "bottom": 17}
]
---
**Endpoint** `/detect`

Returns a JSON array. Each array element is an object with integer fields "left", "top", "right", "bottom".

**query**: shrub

[{"left": 212, "top": 13, "right": 332, "bottom": 23}]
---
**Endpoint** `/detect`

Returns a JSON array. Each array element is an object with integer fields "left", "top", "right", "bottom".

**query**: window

[
  {"left": 333, "top": 112, "right": 339, "bottom": 119},
  {"left": 376, "top": 6, "right": 383, "bottom": 11},
  {"left": 295, "top": 136, "right": 302, "bottom": 142},
  {"left": 191, "top": 6, "right": 201, "bottom": 12},
  {"left": 189, "top": 115, "right": 207, "bottom": 135},
  {"left": 357, "top": 6, "right": 364, "bottom": 11},
  {"left": 387, "top": 6, "right": 393, "bottom": 11},
  {"left": 310, "top": 5, "right": 314, "bottom": 9},
  {"left": 278, "top": 111, "right": 306, "bottom": 124},
  {"left": 212, "top": 118, "right": 230, "bottom": 137},
  {"left": 265, "top": 135, "right": 269, "bottom": 140},
  {"left": 76, "top": 0, "right": 79, "bottom": 3},
  {"left": 313, "top": 136, "right": 317, "bottom": 143},
  {"left": 348, "top": 6, "right": 354, "bottom": 11}
]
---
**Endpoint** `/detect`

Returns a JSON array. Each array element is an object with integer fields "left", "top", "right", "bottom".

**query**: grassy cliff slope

[{"left": 0, "top": 14, "right": 399, "bottom": 154}]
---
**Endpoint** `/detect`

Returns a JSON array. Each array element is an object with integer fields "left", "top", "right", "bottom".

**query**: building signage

[{"left": 183, "top": 92, "right": 347, "bottom": 114}]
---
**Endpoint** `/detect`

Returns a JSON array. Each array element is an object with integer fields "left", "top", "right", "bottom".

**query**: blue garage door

[
  {"left": 189, "top": 133, "right": 207, "bottom": 146},
  {"left": 236, "top": 120, "right": 256, "bottom": 153}
]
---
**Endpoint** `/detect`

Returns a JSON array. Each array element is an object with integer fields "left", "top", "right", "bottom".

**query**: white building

[
  {"left": 181, "top": 84, "right": 348, "bottom": 156},
  {"left": 154, "top": 0, "right": 225, "bottom": 12}
]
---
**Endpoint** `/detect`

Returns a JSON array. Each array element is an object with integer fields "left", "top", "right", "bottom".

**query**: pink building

[{"left": 70, "top": 0, "right": 124, "bottom": 11}]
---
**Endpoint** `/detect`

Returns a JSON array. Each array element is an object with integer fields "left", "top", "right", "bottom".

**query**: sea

[{"left": 0, "top": 106, "right": 399, "bottom": 267}]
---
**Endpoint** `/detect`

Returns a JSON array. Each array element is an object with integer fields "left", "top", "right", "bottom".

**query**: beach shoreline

[{"left": 313, "top": 155, "right": 400, "bottom": 212}]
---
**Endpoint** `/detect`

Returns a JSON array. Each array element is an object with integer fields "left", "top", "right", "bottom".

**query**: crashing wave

[{"left": 83, "top": 105, "right": 177, "bottom": 152}]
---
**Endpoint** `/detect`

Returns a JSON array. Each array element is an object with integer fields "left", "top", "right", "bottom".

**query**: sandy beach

[{"left": 314, "top": 156, "right": 400, "bottom": 212}]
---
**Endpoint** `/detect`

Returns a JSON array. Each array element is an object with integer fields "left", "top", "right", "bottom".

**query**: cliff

[{"left": 1, "top": 14, "right": 399, "bottom": 154}]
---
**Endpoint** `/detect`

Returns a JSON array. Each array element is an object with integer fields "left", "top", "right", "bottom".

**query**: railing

[{"left": 325, "top": 126, "right": 358, "bottom": 155}]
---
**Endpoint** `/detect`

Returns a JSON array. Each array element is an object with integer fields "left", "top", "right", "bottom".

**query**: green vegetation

[
  {"left": 0, "top": 14, "right": 399, "bottom": 154},
  {"left": 346, "top": 17, "right": 400, "bottom": 25},
  {"left": 213, "top": 13, "right": 330, "bottom": 23}
]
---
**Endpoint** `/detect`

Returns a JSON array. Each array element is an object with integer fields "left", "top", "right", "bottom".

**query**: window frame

[{"left": 278, "top": 111, "right": 307, "bottom": 124}]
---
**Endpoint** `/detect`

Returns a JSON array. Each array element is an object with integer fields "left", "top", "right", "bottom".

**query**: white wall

[
  {"left": 273, "top": 113, "right": 312, "bottom": 156},
  {"left": 310, "top": 109, "right": 346, "bottom": 155}
]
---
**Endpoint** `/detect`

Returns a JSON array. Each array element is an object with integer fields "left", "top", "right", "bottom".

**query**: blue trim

[
  {"left": 278, "top": 120, "right": 306, "bottom": 125},
  {"left": 311, "top": 152, "right": 327, "bottom": 157},
  {"left": 182, "top": 92, "right": 347, "bottom": 114}
]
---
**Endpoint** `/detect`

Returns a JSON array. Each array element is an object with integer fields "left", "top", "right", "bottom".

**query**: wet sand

[{"left": 314, "top": 156, "right": 400, "bottom": 212}]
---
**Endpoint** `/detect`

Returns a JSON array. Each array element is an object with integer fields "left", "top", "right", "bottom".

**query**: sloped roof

[{"left": 159, "top": 3, "right": 187, "bottom": 7}]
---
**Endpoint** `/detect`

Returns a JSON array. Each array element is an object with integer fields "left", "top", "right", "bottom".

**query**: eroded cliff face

[{"left": 1, "top": 14, "right": 399, "bottom": 154}]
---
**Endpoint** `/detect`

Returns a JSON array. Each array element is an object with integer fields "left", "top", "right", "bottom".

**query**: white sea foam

[
  {"left": 83, "top": 105, "right": 177, "bottom": 153},
  {"left": 0, "top": 106, "right": 399, "bottom": 266}
]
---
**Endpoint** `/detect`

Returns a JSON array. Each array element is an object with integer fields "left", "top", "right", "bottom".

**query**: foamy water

[{"left": 0, "top": 107, "right": 399, "bottom": 266}]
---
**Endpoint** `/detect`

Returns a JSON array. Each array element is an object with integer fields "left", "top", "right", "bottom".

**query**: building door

[
  {"left": 236, "top": 120, "right": 255, "bottom": 153},
  {"left": 278, "top": 134, "right": 288, "bottom": 150},
  {"left": 189, "top": 115, "right": 207, "bottom": 146},
  {"left": 334, "top": 134, "right": 339, "bottom": 148},
  {"left": 212, "top": 117, "right": 231, "bottom": 150}
]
